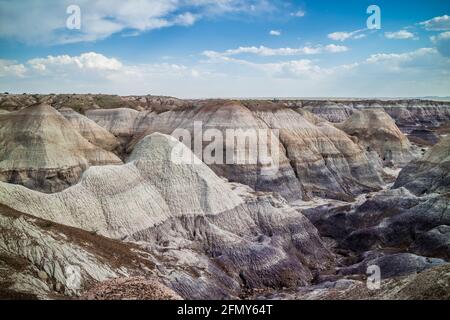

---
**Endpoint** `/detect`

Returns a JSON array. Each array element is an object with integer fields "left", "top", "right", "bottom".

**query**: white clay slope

[
  {"left": 0, "top": 133, "right": 243, "bottom": 239},
  {"left": 0, "top": 132, "right": 334, "bottom": 298}
]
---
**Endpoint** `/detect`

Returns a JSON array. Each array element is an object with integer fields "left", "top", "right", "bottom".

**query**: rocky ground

[{"left": 0, "top": 94, "right": 449, "bottom": 300}]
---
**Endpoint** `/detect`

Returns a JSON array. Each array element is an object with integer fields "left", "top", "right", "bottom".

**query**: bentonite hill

[{"left": 0, "top": 93, "right": 449, "bottom": 300}]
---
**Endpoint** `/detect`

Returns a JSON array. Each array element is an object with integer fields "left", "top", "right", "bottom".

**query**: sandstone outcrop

[{"left": 0, "top": 104, "right": 122, "bottom": 192}]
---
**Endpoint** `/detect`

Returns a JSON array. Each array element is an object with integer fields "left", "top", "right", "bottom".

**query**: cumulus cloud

[
  {"left": 2, "top": 48, "right": 450, "bottom": 98},
  {"left": 28, "top": 52, "right": 123, "bottom": 73},
  {"left": 290, "top": 10, "right": 305, "bottom": 17},
  {"left": 327, "top": 29, "right": 366, "bottom": 41},
  {"left": 385, "top": 30, "right": 415, "bottom": 39},
  {"left": 202, "top": 44, "right": 348, "bottom": 58},
  {"left": 0, "top": 60, "right": 27, "bottom": 78},
  {"left": 419, "top": 15, "right": 450, "bottom": 31},
  {"left": 430, "top": 31, "right": 450, "bottom": 57},
  {"left": 204, "top": 46, "right": 449, "bottom": 82},
  {"left": 366, "top": 48, "right": 436, "bottom": 63},
  {"left": 269, "top": 30, "right": 281, "bottom": 36},
  {"left": 431, "top": 31, "right": 450, "bottom": 43},
  {"left": 364, "top": 48, "right": 444, "bottom": 73},
  {"left": 1, "top": 52, "right": 207, "bottom": 85},
  {"left": 207, "top": 56, "right": 327, "bottom": 79},
  {"left": 324, "top": 44, "right": 349, "bottom": 53},
  {"left": 0, "top": 0, "right": 272, "bottom": 44}
]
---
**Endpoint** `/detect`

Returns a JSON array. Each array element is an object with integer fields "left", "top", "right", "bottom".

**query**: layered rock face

[
  {"left": 0, "top": 204, "right": 169, "bottom": 299},
  {"left": 245, "top": 103, "right": 384, "bottom": 200},
  {"left": 0, "top": 104, "right": 122, "bottom": 192},
  {"left": 300, "top": 101, "right": 355, "bottom": 123},
  {"left": 88, "top": 101, "right": 384, "bottom": 201},
  {"left": 2, "top": 94, "right": 448, "bottom": 130},
  {"left": 1, "top": 94, "right": 447, "bottom": 300},
  {"left": 0, "top": 93, "right": 190, "bottom": 114},
  {"left": 0, "top": 133, "right": 334, "bottom": 299},
  {"left": 126, "top": 101, "right": 304, "bottom": 201},
  {"left": 394, "top": 135, "right": 450, "bottom": 195},
  {"left": 337, "top": 109, "right": 416, "bottom": 166},
  {"left": 303, "top": 136, "right": 450, "bottom": 277},
  {"left": 297, "top": 99, "right": 450, "bottom": 128},
  {"left": 59, "top": 107, "right": 120, "bottom": 151},
  {"left": 264, "top": 263, "right": 450, "bottom": 300},
  {"left": 302, "top": 188, "right": 449, "bottom": 293}
]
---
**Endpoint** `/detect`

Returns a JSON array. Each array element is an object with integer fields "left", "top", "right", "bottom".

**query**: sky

[{"left": 0, "top": 0, "right": 449, "bottom": 98}]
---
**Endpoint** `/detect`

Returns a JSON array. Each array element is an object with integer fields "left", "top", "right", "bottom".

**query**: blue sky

[{"left": 0, "top": 0, "right": 449, "bottom": 97}]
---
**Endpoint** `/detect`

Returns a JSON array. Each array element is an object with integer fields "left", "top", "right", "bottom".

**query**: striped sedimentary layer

[
  {"left": 0, "top": 104, "right": 122, "bottom": 192},
  {"left": 87, "top": 101, "right": 384, "bottom": 201},
  {"left": 0, "top": 133, "right": 334, "bottom": 298}
]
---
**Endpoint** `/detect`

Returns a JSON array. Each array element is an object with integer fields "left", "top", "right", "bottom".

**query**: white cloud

[
  {"left": 0, "top": 60, "right": 27, "bottom": 78},
  {"left": 204, "top": 47, "right": 449, "bottom": 83},
  {"left": 419, "top": 15, "right": 450, "bottom": 31},
  {"left": 202, "top": 44, "right": 348, "bottom": 58},
  {"left": 290, "top": 10, "right": 305, "bottom": 17},
  {"left": 0, "top": 0, "right": 272, "bottom": 44},
  {"left": 269, "top": 30, "right": 281, "bottom": 36},
  {"left": 324, "top": 44, "right": 349, "bottom": 53},
  {"left": 174, "top": 12, "right": 198, "bottom": 26},
  {"left": 430, "top": 31, "right": 450, "bottom": 57},
  {"left": 385, "top": 30, "right": 415, "bottom": 39},
  {"left": 365, "top": 48, "right": 436, "bottom": 64},
  {"left": 1, "top": 52, "right": 207, "bottom": 85},
  {"left": 2, "top": 48, "right": 450, "bottom": 98},
  {"left": 264, "top": 60, "right": 325, "bottom": 78},
  {"left": 431, "top": 31, "right": 450, "bottom": 43},
  {"left": 353, "top": 34, "right": 366, "bottom": 40},
  {"left": 208, "top": 56, "right": 327, "bottom": 79},
  {"left": 28, "top": 52, "right": 123, "bottom": 73},
  {"left": 327, "top": 29, "right": 366, "bottom": 41}
]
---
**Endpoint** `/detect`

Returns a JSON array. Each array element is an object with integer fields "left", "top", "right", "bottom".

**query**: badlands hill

[
  {"left": 0, "top": 133, "right": 334, "bottom": 299},
  {"left": 303, "top": 138, "right": 450, "bottom": 282},
  {"left": 297, "top": 99, "right": 450, "bottom": 128},
  {"left": 0, "top": 93, "right": 189, "bottom": 114},
  {"left": 337, "top": 109, "right": 416, "bottom": 166},
  {"left": 59, "top": 107, "right": 120, "bottom": 151},
  {"left": 0, "top": 203, "right": 178, "bottom": 300},
  {"left": 2, "top": 94, "right": 449, "bottom": 132},
  {"left": 87, "top": 101, "right": 385, "bottom": 201},
  {"left": 394, "top": 135, "right": 450, "bottom": 195},
  {"left": 0, "top": 104, "right": 122, "bottom": 192},
  {"left": 0, "top": 94, "right": 448, "bottom": 300}
]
